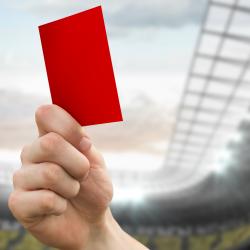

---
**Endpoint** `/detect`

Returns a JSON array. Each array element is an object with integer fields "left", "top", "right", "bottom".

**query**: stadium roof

[{"left": 111, "top": 0, "right": 250, "bottom": 198}]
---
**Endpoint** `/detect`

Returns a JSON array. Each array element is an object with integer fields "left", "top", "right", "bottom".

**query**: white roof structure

[{"left": 111, "top": 0, "right": 250, "bottom": 198}]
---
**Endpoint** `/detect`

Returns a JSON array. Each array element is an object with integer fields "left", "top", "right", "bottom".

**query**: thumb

[{"left": 79, "top": 137, "right": 105, "bottom": 167}]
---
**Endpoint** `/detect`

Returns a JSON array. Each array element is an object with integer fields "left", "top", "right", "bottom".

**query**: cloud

[
  {"left": 107, "top": 0, "right": 206, "bottom": 28},
  {"left": 4, "top": 0, "right": 207, "bottom": 29},
  {"left": 0, "top": 90, "right": 175, "bottom": 153}
]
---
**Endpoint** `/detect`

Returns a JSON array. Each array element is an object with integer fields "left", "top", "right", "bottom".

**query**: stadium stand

[{"left": 2, "top": 223, "right": 250, "bottom": 250}]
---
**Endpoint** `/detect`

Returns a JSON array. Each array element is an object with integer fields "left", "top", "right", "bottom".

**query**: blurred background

[{"left": 2, "top": 0, "right": 250, "bottom": 249}]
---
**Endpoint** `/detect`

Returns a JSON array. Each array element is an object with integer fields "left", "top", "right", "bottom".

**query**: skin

[{"left": 8, "top": 104, "right": 148, "bottom": 250}]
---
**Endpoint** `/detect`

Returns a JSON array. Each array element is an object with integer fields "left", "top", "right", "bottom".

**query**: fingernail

[{"left": 79, "top": 137, "right": 92, "bottom": 152}]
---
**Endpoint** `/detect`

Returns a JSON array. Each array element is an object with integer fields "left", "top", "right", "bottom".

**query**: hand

[
  {"left": 8, "top": 104, "right": 112, "bottom": 249},
  {"left": 8, "top": 104, "right": 148, "bottom": 250}
]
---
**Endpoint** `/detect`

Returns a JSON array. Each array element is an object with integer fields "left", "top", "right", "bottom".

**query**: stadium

[{"left": 2, "top": 0, "right": 250, "bottom": 249}]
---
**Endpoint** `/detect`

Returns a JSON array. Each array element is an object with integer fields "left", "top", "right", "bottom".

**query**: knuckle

[
  {"left": 12, "top": 170, "right": 22, "bottom": 187},
  {"left": 8, "top": 192, "right": 19, "bottom": 213},
  {"left": 41, "top": 192, "right": 56, "bottom": 212},
  {"left": 42, "top": 163, "right": 60, "bottom": 185},
  {"left": 71, "top": 181, "right": 80, "bottom": 197},
  {"left": 20, "top": 145, "right": 29, "bottom": 163},
  {"left": 35, "top": 105, "right": 55, "bottom": 122},
  {"left": 77, "top": 160, "right": 90, "bottom": 180},
  {"left": 40, "top": 132, "right": 61, "bottom": 154}
]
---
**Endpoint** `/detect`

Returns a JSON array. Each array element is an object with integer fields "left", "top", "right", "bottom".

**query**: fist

[{"left": 8, "top": 105, "right": 113, "bottom": 250}]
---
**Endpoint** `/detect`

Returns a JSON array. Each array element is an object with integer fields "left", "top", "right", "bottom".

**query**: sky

[
  {"left": 0, "top": 0, "right": 208, "bottom": 197},
  {"left": 0, "top": 0, "right": 205, "bottom": 96}
]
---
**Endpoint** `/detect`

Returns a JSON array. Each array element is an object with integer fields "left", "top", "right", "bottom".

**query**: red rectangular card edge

[{"left": 38, "top": 6, "right": 123, "bottom": 126}]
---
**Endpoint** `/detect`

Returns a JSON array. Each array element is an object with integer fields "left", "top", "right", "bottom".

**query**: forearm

[{"left": 84, "top": 209, "right": 149, "bottom": 250}]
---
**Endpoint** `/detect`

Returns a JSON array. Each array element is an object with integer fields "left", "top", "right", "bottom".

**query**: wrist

[{"left": 84, "top": 208, "right": 148, "bottom": 250}]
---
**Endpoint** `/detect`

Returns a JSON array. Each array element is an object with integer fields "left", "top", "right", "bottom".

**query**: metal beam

[
  {"left": 186, "top": 90, "right": 250, "bottom": 104},
  {"left": 175, "top": 129, "right": 212, "bottom": 138},
  {"left": 191, "top": 73, "right": 249, "bottom": 86},
  {"left": 183, "top": 105, "right": 224, "bottom": 114},
  {"left": 178, "top": 118, "right": 236, "bottom": 128},
  {"left": 203, "top": 29, "right": 250, "bottom": 44},
  {"left": 196, "top": 53, "right": 248, "bottom": 66},
  {"left": 211, "top": 1, "right": 250, "bottom": 15},
  {"left": 168, "top": 149, "right": 202, "bottom": 156}
]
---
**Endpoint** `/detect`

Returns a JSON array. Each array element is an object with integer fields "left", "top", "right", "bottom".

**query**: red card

[{"left": 39, "top": 6, "right": 123, "bottom": 126}]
